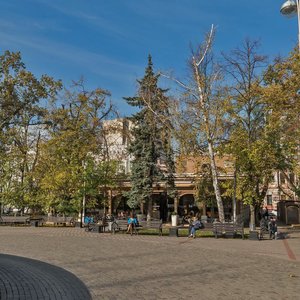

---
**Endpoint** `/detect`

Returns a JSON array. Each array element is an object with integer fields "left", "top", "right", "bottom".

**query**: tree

[
  {"left": 223, "top": 39, "right": 278, "bottom": 228},
  {"left": 0, "top": 50, "right": 61, "bottom": 213},
  {"left": 36, "top": 80, "right": 117, "bottom": 215},
  {"left": 263, "top": 49, "right": 300, "bottom": 199},
  {"left": 124, "top": 55, "right": 176, "bottom": 216},
  {"left": 166, "top": 26, "right": 226, "bottom": 222}
]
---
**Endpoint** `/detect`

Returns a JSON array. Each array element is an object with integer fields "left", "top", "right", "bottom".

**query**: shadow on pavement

[{"left": 0, "top": 254, "right": 92, "bottom": 300}]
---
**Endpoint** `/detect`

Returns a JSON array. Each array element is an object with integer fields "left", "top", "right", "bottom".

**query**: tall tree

[
  {"left": 263, "top": 49, "right": 300, "bottom": 198},
  {"left": 223, "top": 39, "right": 278, "bottom": 228},
  {"left": 124, "top": 55, "right": 176, "bottom": 216},
  {"left": 36, "top": 81, "right": 117, "bottom": 215},
  {"left": 0, "top": 50, "right": 61, "bottom": 213},
  {"left": 167, "top": 26, "right": 226, "bottom": 222}
]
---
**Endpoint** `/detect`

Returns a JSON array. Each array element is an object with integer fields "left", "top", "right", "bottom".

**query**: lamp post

[
  {"left": 280, "top": 0, "right": 300, "bottom": 52},
  {"left": 81, "top": 160, "right": 87, "bottom": 226}
]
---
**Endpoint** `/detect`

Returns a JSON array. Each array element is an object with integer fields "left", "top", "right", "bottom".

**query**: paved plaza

[{"left": 0, "top": 227, "right": 299, "bottom": 300}]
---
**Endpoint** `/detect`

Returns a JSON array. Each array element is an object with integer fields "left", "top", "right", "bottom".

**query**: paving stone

[
  {"left": 0, "top": 253, "right": 91, "bottom": 300},
  {"left": 0, "top": 227, "right": 299, "bottom": 299}
]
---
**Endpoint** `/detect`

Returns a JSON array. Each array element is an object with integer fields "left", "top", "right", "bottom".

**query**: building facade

[{"left": 104, "top": 119, "right": 299, "bottom": 223}]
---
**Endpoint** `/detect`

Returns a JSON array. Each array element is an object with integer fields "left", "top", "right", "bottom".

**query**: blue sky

[{"left": 0, "top": 0, "right": 298, "bottom": 116}]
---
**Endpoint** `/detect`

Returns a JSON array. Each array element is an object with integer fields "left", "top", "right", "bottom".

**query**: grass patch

[{"left": 177, "top": 229, "right": 215, "bottom": 238}]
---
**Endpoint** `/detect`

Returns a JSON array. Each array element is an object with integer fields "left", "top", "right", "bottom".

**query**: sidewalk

[{"left": 0, "top": 226, "right": 299, "bottom": 300}]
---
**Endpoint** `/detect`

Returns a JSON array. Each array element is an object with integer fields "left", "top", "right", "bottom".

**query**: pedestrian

[
  {"left": 263, "top": 207, "right": 269, "bottom": 219},
  {"left": 259, "top": 216, "right": 268, "bottom": 240},
  {"left": 268, "top": 217, "right": 277, "bottom": 240}
]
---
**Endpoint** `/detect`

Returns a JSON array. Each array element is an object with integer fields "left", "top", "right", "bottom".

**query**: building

[{"left": 103, "top": 118, "right": 299, "bottom": 224}]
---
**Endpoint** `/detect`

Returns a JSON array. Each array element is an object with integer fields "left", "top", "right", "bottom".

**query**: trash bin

[
  {"left": 93, "top": 224, "right": 103, "bottom": 233},
  {"left": 75, "top": 221, "right": 82, "bottom": 228},
  {"left": 249, "top": 231, "right": 259, "bottom": 240},
  {"left": 108, "top": 221, "right": 113, "bottom": 232},
  {"left": 31, "top": 220, "right": 39, "bottom": 227},
  {"left": 169, "top": 227, "right": 178, "bottom": 237}
]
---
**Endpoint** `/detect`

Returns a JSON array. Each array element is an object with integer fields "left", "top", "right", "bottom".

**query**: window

[
  {"left": 267, "top": 195, "right": 272, "bottom": 205},
  {"left": 280, "top": 172, "right": 285, "bottom": 184}
]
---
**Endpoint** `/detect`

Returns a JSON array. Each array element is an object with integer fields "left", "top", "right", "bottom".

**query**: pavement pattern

[
  {"left": 0, "top": 226, "right": 299, "bottom": 300},
  {"left": 0, "top": 253, "right": 91, "bottom": 300}
]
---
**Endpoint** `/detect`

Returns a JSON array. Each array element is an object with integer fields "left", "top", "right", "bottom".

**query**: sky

[{"left": 0, "top": 0, "right": 299, "bottom": 116}]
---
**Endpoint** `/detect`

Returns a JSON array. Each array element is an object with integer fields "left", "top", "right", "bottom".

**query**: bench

[
  {"left": 111, "top": 219, "right": 136, "bottom": 234},
  {"left": 139, "top": 220, "right": 163, "bottom": 236},
  {"left": 111, "top": 219, "right": 163, "bottom": 236},
  {"left": 213, "top": 222, "right": 244, "bottom": 239},
  {"left": 0, "top": 216, "right": 30, "bottom": 226},
  {"left": 29, "top": 216, "right": 46, "bottom": 227},
  {"left": 85, "top": 222, "right": 107, "bottom": 233},
  {"left": 84, "top": 218, "right": 108, "bottom": 233},
  {"left": 174, "top": 222, "right": 214, "bottom": 237},
  {"left": 45, "top": 216, "right": 75, "bottom": 227}
]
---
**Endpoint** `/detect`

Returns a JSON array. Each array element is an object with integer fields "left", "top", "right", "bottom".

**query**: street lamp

[
  {"left": 280, "top": 0, "right": 300, "bottom": 52},
  {"left": 80, "top": 160, "right": 87, "bottom": 227}
]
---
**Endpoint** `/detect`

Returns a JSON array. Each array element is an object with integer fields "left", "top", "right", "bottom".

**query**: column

[{"left": 108, "top": 189, "right": 112, "bottom": 215}]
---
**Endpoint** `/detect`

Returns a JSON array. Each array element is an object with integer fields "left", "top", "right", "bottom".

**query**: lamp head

[{"left": 280, "top": 0, "right": 297, "bottom": 17}]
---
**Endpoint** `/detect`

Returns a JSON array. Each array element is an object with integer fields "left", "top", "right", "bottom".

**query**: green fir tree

[{"left": 124, "top": 55, "right": 175, "bottom": 212}]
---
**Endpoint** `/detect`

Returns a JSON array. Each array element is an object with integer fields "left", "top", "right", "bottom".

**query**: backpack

[{"left": 193, "top": 220, "right": 202, "bottom": 229}]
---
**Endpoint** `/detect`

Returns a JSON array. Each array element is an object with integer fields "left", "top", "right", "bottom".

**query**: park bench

[
  {"left": 111, "top": 219, "right": 163, "bottom": 235},
  {"left": 174, "top": 222, "right": 214, "bottom": 237},
  {"left": 111, "top": 219, "right": 138, "bottom": 235},
  {"left": 29, "top": 216, "right": 46, "bottom": 227},
  {"left": 139, "top": 219, "right": 163, "bottom": 236},
  {"left": 84, "top": 218, "right": 108, "bottom": 233},
  {"left": 85, "top": 222, "right": 107, "bottom": 233},
  {"left": 45, "top": 216, "right": 75, "bottom": 227},
  {"left": 213, "top": 222, "right": 244, "bottom": 239},
  {"left": 0, "top": 216, "right": 30, "bottom": 226}
]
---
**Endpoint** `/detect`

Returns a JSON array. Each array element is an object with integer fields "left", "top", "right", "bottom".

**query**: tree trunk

[
  {"left": 192, "top": 57, "right": 225, "bottom": 223},
  {"left": 232, "top": 168, "right": 237, "bottom": 223},
  {"left": 147, "top": 197, "right": 152, "bottom": 220},
  {"left": 249, "top": 204, "right": 256, "bottom": 231},
  {"left": 208, "top": 141, "right": 225, "bottom": 222}
]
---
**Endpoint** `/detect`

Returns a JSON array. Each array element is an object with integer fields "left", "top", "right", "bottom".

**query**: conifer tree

[{"left": 124, "top": 56, "right": 175, "bottom": 214}]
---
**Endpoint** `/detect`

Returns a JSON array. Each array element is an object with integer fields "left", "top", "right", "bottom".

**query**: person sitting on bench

[
  {"left": 127, "top": 213, "right": 138, "bottom": 234},
  {"left": 189, "top": 216, "right": 202, "bottom": 238}
]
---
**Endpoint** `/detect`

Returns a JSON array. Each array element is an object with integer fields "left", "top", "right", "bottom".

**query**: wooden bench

[
  {"left": 175, "top": 222, "right": 214, "bottom": 236},
  {"left": 213, "top": 222, "right": 244, "bottom": 239},
  {"left": 45, "top": 216, "right": 75, "bottom": 227},
  {"left": 139, "top": 220, "right": 163, "bottom": 236},
  {"left": 0, "top": 216, "right": 30, "bottom": 226},
  {"left": 29, "top": 216, "right": 46, "bottom": 227},
  {"left": 85, "top": 222, "right": 107, "bottom": 233},
  {"left": 111, "top": 219, "right": 135, "bottom": 234},
  {"left": 84, "top": 218, "right": 108, "bottom": 233},
  {"left": 111, "top": 219, "right": 163, "bottom": 236}
]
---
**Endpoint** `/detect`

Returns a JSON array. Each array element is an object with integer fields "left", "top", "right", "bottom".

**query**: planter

[
  {"left": 171, "top": 214, "right": 178, "bottom": 227},
  {"left": 108, "top": 221, "right": 113, "bottom": 231}
]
